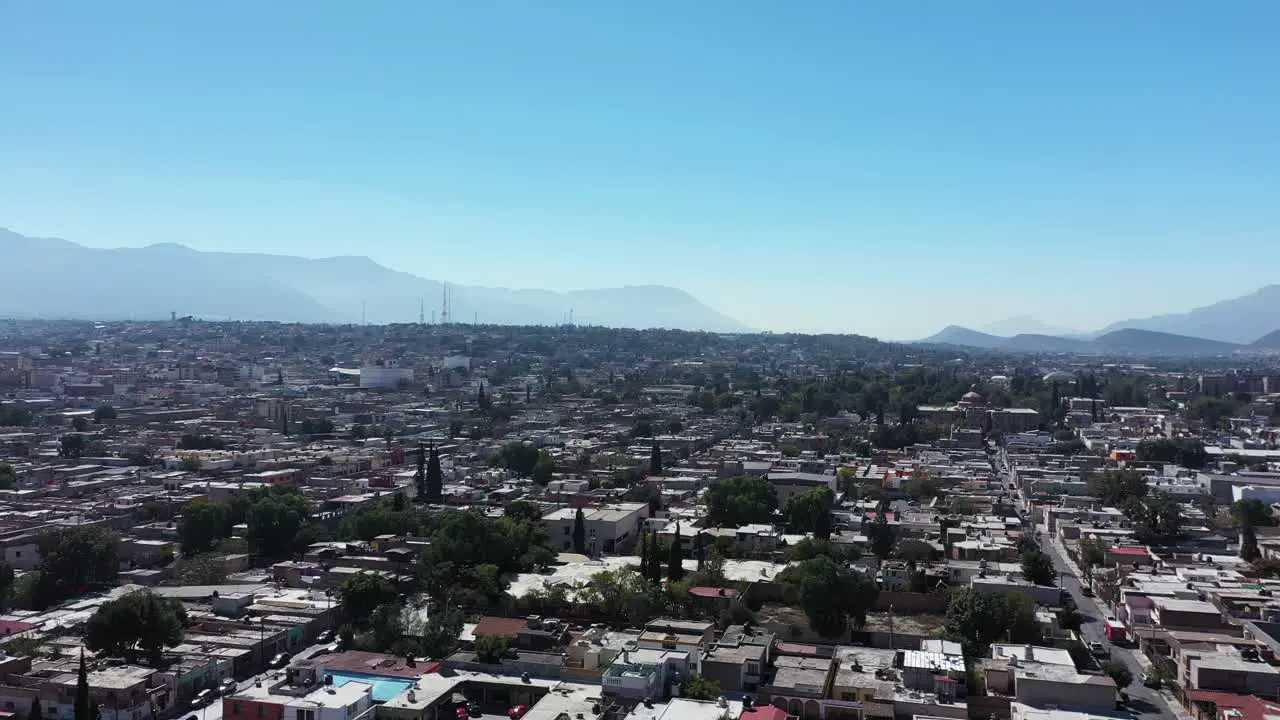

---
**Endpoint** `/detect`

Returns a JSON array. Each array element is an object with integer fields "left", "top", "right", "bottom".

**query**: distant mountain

[
  {"left": 1099, "top": 285, "right": 1280, "bottom": 344},
  {"left": 980, "top": 315, "right": 1082, "bottom": 338},
  {"left": 1251, "top": 329, "right": 1280, "bottom": 350},
  {"left": 0, "top": 228, "right": 748, "bottom": 331},
  {"left": 920, "top": 325, "right": 1242, "bottom": 356},
  {"left": 920, "top": 326, "right": 1008, "bottom": 349}
]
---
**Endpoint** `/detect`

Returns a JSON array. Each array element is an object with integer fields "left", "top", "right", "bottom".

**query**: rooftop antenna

[
  {"left": 419, "top": 298, "right": 425, "bottom": 325},
  {"left": 569, "top": 308, "right": 574, "bottom": 326}
]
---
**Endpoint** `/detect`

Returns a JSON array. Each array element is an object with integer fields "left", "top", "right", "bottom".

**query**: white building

[
  {"left": 284, "top": 681, "right": 373, "bottom": 720},
  {"left": 359, "top": 360, "right": 413, "bottom": 390}
]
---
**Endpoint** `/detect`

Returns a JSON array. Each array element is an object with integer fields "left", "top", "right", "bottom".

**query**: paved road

[
  {"left": 177, "top": 642, "right": 336, "bottom": 720},
  {"left": 1040, "top": 537, "right": 1183, "bottom": 720}
]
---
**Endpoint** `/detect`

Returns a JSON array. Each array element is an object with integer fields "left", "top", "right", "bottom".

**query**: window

[
  {"left": 4, "top": 702, "right": 12, "bottom": 710},
  {"left": 298, "top": 710, "right": 316, "bottom": 720},
  {"left": 563, "top": 526, "right": 570, "bottom": 535}
]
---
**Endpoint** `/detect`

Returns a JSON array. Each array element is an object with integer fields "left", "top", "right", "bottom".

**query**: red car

[
  {"left": 456, "top": 708, "right": 470, "bottom": 720},
  {"left": 509, "top": 706, "right": 529, "bottom": 720}
]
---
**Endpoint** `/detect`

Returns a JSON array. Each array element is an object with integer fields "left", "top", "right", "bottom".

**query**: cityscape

[{"left": 0, "top": 318, "right": 1277, "bottom": 720}]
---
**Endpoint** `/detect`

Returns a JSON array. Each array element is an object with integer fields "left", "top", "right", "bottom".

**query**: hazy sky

[{"left": 2, "top": 2, "right": 1277, "bottom": 340}]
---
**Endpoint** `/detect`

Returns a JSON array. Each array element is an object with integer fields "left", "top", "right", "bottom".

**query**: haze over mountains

[{"left": 0, "top": 228, "right": 749, "bottom": 332}]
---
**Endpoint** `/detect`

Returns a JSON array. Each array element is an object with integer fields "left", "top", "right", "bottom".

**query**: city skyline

[{"left": 2, "top": 2, "right": 1277, "bottom": 340}]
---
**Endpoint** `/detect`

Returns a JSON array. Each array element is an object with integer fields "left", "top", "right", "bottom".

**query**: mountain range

[
  {"left": 923, "top": 325, "right": 1279, "bottom": 355},
  {"left": 0, "top": 228, "right": 748, "bottom": 331}
]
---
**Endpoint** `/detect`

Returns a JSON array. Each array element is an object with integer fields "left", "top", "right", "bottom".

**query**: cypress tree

[
  {"left": 694, "top": 531, "right": 705, "bottom": 571},
  {"left": 74, "top": 649, "right": 90, "bottom": 720},
  {"left": 667, "top": 524, "right": 684, "bottom": 583},
  {"left": 280, "top": 405, "right": 289, "bottom": 435},
  {"left": 647, "top": 530, "right": 662, "bottom": 584},
  {"left": 27, "top": 697, "right": 42, "bottom": 720},
  {"left": 414, "top": 443, "right": 426, "bottom": 500},
  {"left": 426, "top": 444, "right": 443, "bottom": 501},
  {"left": 572, "top": 509, "right": 587, "bottom": 554},
  {"left": 649, "top": 442, "right": 663, "bottom": 476},
  {"left": 477, "top": 383, "right": 490, "bottom": 411},
  {"left": 639, "top": 532, "right": 650, "bottom": 577}
]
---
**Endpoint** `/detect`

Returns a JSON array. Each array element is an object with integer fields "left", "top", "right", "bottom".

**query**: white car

[{"left": 1088, "top": 641, "right": 1108, "bottom": 658}]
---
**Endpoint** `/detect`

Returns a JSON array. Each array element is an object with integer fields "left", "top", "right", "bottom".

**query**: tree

[
  {"left": 1021, "top": 551, "right": 1057, "bottom": 586},
  {"left": 74, "top": 650, "right": 89, "bottom": 720},
  {"left": 414, "top": 444, "right": 427, "bottom": 500},
  {"left": 902, "top": 471, "right": 938, "bottom": 501},
  {"left": 244, "top": 487, "right": 313, "bottom": 562},
  {"left": 178, "top": 500, "right": 233, "bottom": 556},
  {"left": 639, "top": 531, "right": 651, "bottom": 578},
  {"left": 786, "top": 487, "right": 834, "bottom": 540},
  {"left": 27, "top": 694, "right": 42, "bottom": 720},
  {"left": 173, "top": 554, "right": 227, "bottom": 585},
  {"left": 897, "top": 539, "right": 934, "bottom": 563},
  {"left": 33, "top": 527, "right": 118, "bottom": 610},
  {"left": 504, "top": 501, "right": 542, "bottom": 523},
  {"left": 1136, "top": 438, "right": 1207, "bottom": 469},
  {"left": 1087, "top": 469, "right": 1148, "bottom": 507},
  {"left": 867, "top": 511, "right": 895, "bottom": 562},
  {"left": 338, "top": 573, "right": 398, "bottom": 626},
  {"left": 495, "top": 442, "right": 540, "bottom": 477},
  {"left": 179, "top": 456, "right": 202, "bottom": 472},
  {"left": 667, "top": 525, "right": 685, "bottom": 583},
  {"left": 682, "top": 674, "right": 721, "bottom": 701},
  {"left": 477, "top": 382, "right": 490, "bottom": 411},
  {"left": 776, "top": 556, "right": 878, "bottom": 637},
  {"left": 945, "top": 588, "right": 1041, "bottom": 656},
  {"left": 572, "top": 509, "right": 587, "bottom": 554},
  {"left": 703, "top": 476, "right": 777, "bottom": 527},
  {"left": 84, "top": 590, "right": 186, "bottom": 665},
  {"left": 473, "top": 634, "right": 508, "bottom": 664},
  {"left": 59, "top": 434, "right": 86, "bottom": 458},
  {"left": 0, "top": 463, "right": 16, "bottom": 490},
  {"left": 1242, "top": 524, "right": 1262, "bottom": 562},
  {"left": 1233, "top": 498, "right": 1276, "bottom": 528},
  {"left": 426, "top": 445, "right": 444, "bottom": 500},
  {"left": 93, "top": 405, "right": 117, "bottom": 422},
  {"left": 1128, "top": 493, "right": 1183, "bottom": 544},
  {"left": 0, "top": 560, "right": 13, "bottom": 610},
  {"left": 649, "top": 442, "right": 663, "bottom": 476},
  {"left": 1078, "top": 538, "right": 1106, "bottom": 577},
  {"left": 646, "top": 530, "right": 663, "bottom": 583},
  {"left": 1104, "top": 659, "right": 1133, "bottom": 690},
  {"left": 531, "top": 450, "right": 555, "bottom": 485}
]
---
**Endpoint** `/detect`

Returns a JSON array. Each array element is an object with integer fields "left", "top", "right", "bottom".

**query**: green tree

[
  {"left": 531, "top": 450, "right": 555, "bottom": 485},
  {"left": 649, "top": 442, "right": 664, "bottom": 476},
  {"left": 1087, "top": 469, "right": 1148, "bottom": 507},
  {"left": 667, "top": 526, "right": 685, "bottom": 583},
  {"left": 777, "top": 556, "right": 878, "bottom": 638},
  {"left": 1242, "top": 524, "right": 1262, "bottom": 562},
  {"left": 414, "top": 444, "right": 427, "bottom": 500},
  {"left": 75, "top": 650, "right": 89, "bottom": 720},
  {"left": 646, "top": 530, "right": 663, "bottom": 583},
  {"left": 1128, "top": 493, "right": 1183, "bottom": 543},
  {"left": 0, "top": 560, "right": 13, "bottom": 610},
  {"left": 33, "top": 527, "right": 118, "bottom": 609},
  {"left": 1077, "top": 538, "right": 1106, "bottom": 577},
  {"left": 572, "top": 509, "right": 587, "bottom": 554},
  {"left": 426, "top": 445, "right": 444, "bottom": 500},
  {"left": 902, "top": 471, "right": 938, "bottom": 501},
  {"left": 338, "top": 573, "right": 399, "bottom": 626},
  {"left": 1021, "top": 550, "right": 1057, "bottom": 586},
  {"left": 0, "top": 463, "right": 17, "bottom": 490},
  {"left": 173, "top": 553, "right": 227, "bottom": 585},
  {"left": 473, "top": 634, "right": 509, "bottom": 664},
  {"left": 59, "top": 434, "right": 85, "bottom": 458},
  {"left": 703, "top": 476, "right": 777, "bottom": 527},
  {"left": 244, "top": 487, "right": 313, "bottom": 561},
  {"left": 681, "top": 674, "right": 722, "bottom": 701},
  {"left": 1233, "top": 498, "right": 1276, "bottom": 528},
  {"left": 786, "top": 487, "right": 834, "bottom": 539},
  {"left": 504, "top": 501, "right": 542, "bottom": 523},
  {"left": 93, "top": 405, "right": 117, "bottom": 422},
  {"left": 84, "top": 590, "right": 187, "bottom": 665},
  {"left": 178, "top": 500, "right": 233, "bottom": 556},
  {"left": 944, "top": 588, "right": 1041, "bottom": 656},
  {"left": 1104, "top": 659, "right": 1133, "bottom": 689},
  {"left": 26, "top": 694, "right": 42, "bottom": 720},
  {"left": 495, "top": 442, "right": 541, "bottom": 477},
  {"left": 1136, "top": 438, "right": 1207, "bottom": 469},
  {"left": 867, "top": 511, "right": 895, "bottom": 562},
  {"left": 179, "top": 456, "right": 202, "bottom": 472}
]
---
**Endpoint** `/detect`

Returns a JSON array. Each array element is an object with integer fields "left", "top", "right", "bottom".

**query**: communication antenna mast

[{"left": 440, "top": 283, "right": 452, "bottom": 325}]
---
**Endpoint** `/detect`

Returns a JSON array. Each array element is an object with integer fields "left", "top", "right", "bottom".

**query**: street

[
  {"left": 1041, "top": 536, "right": 1183, "bottom": 720},
  {"left": 179, "top": 642, "right": 335, "bottom": 720}
]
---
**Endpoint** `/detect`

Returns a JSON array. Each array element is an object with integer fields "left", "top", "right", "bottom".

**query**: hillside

[
  {"left": 1099, "top": 285, "right": 1280, "bottom": 344},
  {"left": 1251, "top": 329, "right": 1280, "bottom": 350},
  {"left": 0, "top": 228, "right": 748, "bottom": 331},
  {"left": 920, "top": 325, "right": 1244, "bottom": 356}
]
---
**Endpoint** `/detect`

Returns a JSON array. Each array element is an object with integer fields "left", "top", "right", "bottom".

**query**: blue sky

[{"left": 1, "top": 2, "right": 1277, "bottom": 340}]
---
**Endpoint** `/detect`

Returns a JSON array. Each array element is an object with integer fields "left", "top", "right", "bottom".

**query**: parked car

[
  {"left": 509, "top": 705, "right": 529, "bottom": 719},
  {"left": 1080, "top": 586, "right": 1094, "bottom": 597},
  {"left": 269, "top": 652, "right": 292, "bottom": 669},
  {"left": 1088, "top": 641, "right": 1108, "bottom": 658},
  {"left": 455, "top": 707, "right": 470, "bottom": 720},
  {"left": 192, "top": 689, "right": 215, "bottom": 709},
  {"left": 317, "top": 630, "right": 335, "bottom": 644},
  {"left": 467, "top": 701, "right": 482, "bottom": 716},
  {"left": 219, "top": 678, "right": 238, "bottom": 696},
  {"left": 1140, "top": 673, "right": 1161, "bottom": 689}
]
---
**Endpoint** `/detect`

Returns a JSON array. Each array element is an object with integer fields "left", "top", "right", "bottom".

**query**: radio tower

[
  {"left": 440, "top": 283, "right": 451, "bottom": 325},
  {"left": 419, "top": 298, "right": 425, "bottom": 325}
]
